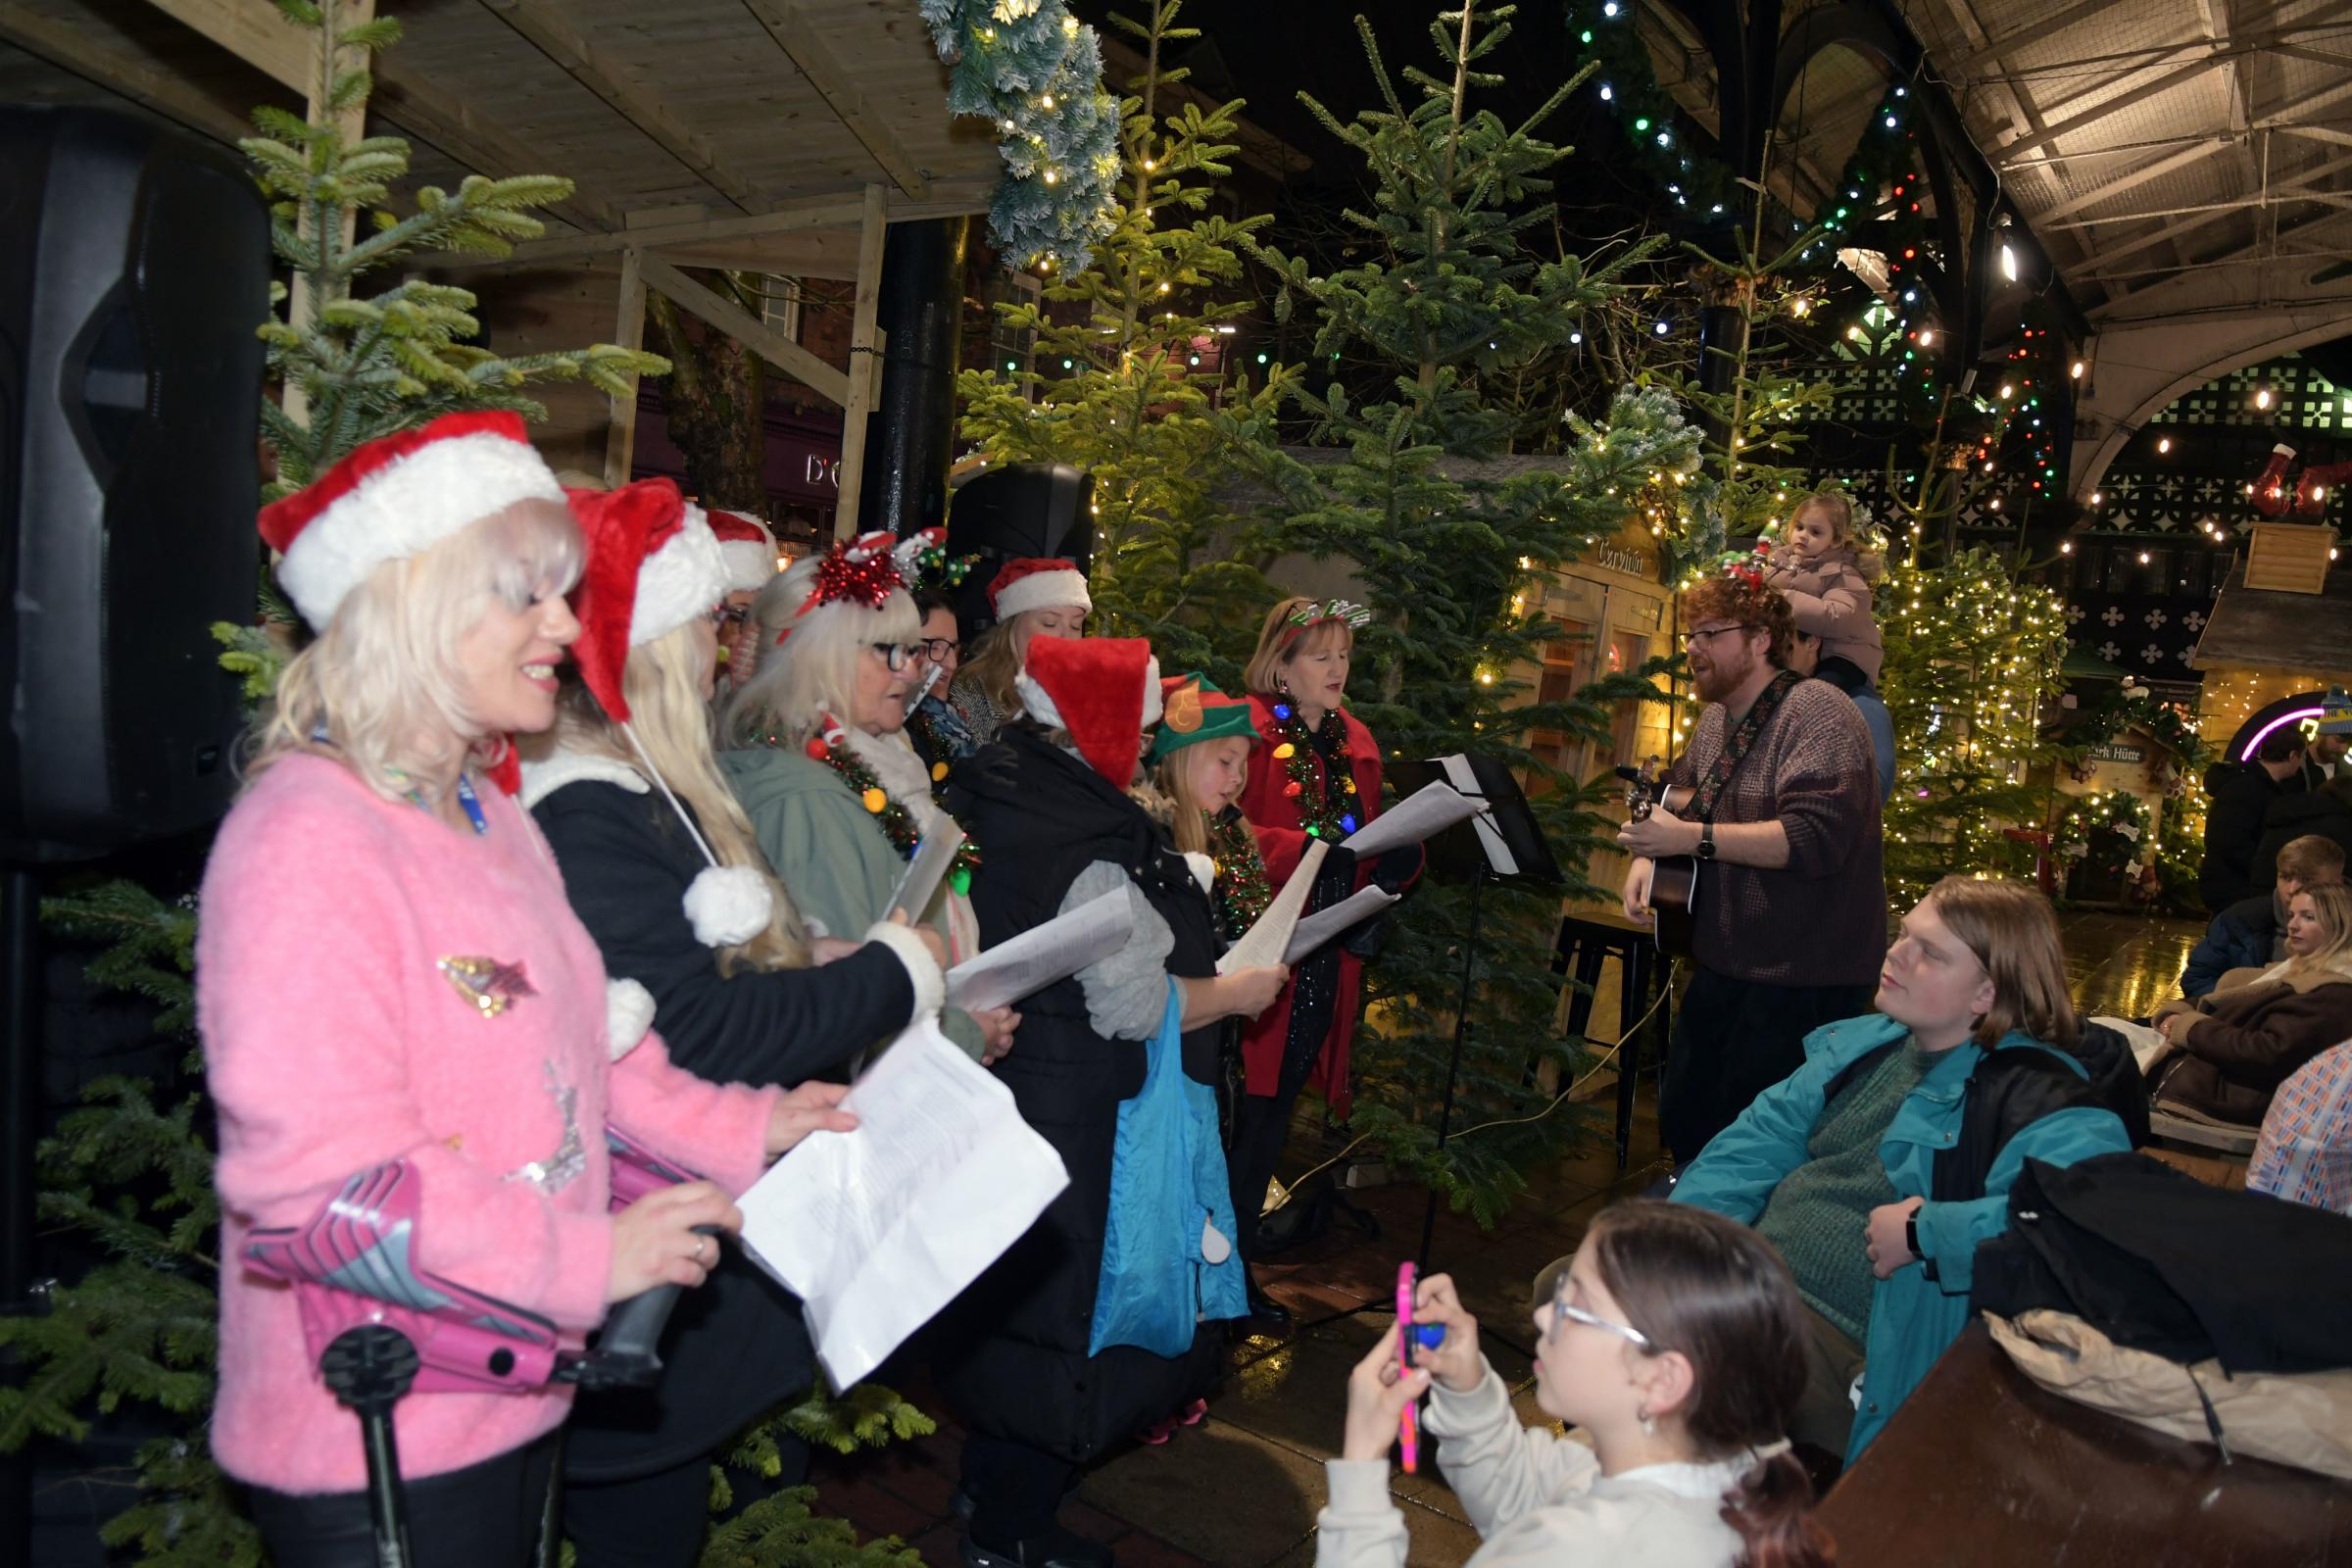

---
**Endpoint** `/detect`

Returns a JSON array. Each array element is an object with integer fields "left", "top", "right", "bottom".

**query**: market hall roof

[{"left": 2191, "top": 559, "right": 2352, "bottom": 677}]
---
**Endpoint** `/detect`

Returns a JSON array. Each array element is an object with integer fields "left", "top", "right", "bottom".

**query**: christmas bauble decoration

[{"left": 862, "top": 787, "right": 888, "bottom": 813}]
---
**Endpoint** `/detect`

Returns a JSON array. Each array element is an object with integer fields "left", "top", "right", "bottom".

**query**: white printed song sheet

[
  {"left": 1283, "top": 886, "right": 1401, "bottom": 964},
  {"left": 885, "top": 820, "right": 966, "bottom": 924},
  {"left": 737, "top": 1018, "right": 1069, "bottom": 1389},
  {"left": 944, "top": 889, "right": 1133, "bottom": 1012},
  {"left": 1338, "top": 780, "right": 1487, "bottom": 861},
  {"left": 1216, "top": 840, "right": 1329, "bottom": 974}
]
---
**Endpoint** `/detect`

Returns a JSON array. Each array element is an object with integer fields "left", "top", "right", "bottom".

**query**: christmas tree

[
  {"left": 955, "top": 0, "right": 1293, "bottom": 684},
  {"left": 1239, "top": 1, "right": 1696, "bottom": 1221}
]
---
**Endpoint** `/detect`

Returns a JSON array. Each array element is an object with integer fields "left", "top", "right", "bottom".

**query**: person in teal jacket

[{"left": 1670, "top": 875, "right": 2132, "bottom": 1467}]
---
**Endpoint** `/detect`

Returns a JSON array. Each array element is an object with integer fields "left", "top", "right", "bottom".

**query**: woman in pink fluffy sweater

[{"left": 199, "top": 413, "right": 854, "bottom": 1567}]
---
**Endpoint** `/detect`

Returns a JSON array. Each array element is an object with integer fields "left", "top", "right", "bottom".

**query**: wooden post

[
  {"left": 604, "top": 248, "right": 646, "bottom": 487},
  {"left": 833, "top": 183, "right": 889, "bottom": 539}
]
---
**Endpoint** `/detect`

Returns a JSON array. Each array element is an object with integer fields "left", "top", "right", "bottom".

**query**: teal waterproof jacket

[{"left": 1671, "top": 1012, "right": 2132, "bottom": 1463}]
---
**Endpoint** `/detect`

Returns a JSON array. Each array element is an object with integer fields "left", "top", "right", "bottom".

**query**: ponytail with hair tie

[{"left": 1720, "top": 1446, "right": 1836, "bottom": 1568}]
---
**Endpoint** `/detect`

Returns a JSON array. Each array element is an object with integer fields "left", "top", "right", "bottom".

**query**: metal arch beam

[
  {"left": 1949, "top": 0, "right": 2137, "bottom": 76},
  {"left": 2074, "top": 146, "right": 2352, "bottom": 279},
  {"left": 1991, "top": 56, "right": 2230, "bottom": 164},
  {"left": 2031, "top": 141, "right": 2231, "bottom": 225}
]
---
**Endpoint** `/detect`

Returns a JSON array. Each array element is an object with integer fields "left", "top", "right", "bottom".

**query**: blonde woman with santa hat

[
  {"left": 198, "top": 413, "right": 857, "bottom": 1567},
  {"left": 515, "top": 481, "right": 946, "bottom": 1563},
  {"left": 946, "top": 554, "right": 1090, "bottom": 749},
  {"left": 937, "top": 635, "right": 1289, "bottom": 1568},
  {"left": 717, "top": 531, "right": 1013, "bottom": 1064}
]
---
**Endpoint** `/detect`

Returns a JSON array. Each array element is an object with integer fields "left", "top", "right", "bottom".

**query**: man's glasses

[
  {"left": 919, "top": 637, "right": 960, "bottom": 662},
  {"left": 1683, "top": 623, "right": 1754, "bottom": 648}
]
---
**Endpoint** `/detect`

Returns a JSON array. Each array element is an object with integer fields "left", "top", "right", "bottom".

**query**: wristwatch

[
  {"left": 1904, "top": 1214, "right": 1920, "bottom": 1257},
  {"left": 1694, "top": 821, "right": 1717, "bottom": 860}
]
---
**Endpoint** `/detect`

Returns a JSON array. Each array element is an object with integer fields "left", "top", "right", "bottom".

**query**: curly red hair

[{"left": 1680, "top": 573, "right": 1793, "bottom": 666}]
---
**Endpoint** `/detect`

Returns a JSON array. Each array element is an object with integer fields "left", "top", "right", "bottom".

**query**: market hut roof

[{"left": 2191, "top": 559, "right": 2352, "bottom": 678}]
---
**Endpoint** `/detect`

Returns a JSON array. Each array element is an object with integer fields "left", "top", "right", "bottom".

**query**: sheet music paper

[
  {"left": 944, "top": 889, "right": 1133, "bottom": 1012},
  {"left": 737, "top": 1018, "right": 1069, "bottom": 1389},
  {"left": 1339, "top": 779, "right": 1488, "bottom": 861},
  {"left": 2093, "top": 1014, "right": 2175, "bottom": 1077},
  {"left": 1437, "top": 754, "right": 1520, "bottom": 876},
  {"left": 1216, "top": 839, "right": 1329, "bottom": 974},
  {"left": 885, "top": 820, "right": 966, "bottom": 924},
  {"left": 1283, "top": 886, "right": 1401, "bottom": 964}
]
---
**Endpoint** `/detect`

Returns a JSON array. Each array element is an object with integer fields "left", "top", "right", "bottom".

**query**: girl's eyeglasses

[{"left": 1549, "top": 1297, "right": 1653, "bottom": 1350}]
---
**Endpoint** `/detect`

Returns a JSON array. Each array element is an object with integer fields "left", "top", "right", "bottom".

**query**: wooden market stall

[
  {"left": 0, "top": 0, "right": 1007, "bottom": 529},
  {"left": 2192, "top": 558, "right": 2352, "bottom": 757}
]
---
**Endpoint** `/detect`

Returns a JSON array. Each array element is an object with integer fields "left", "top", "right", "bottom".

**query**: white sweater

[{"left": 1315, "top": 1364, "right": 1755, "bottom": 1568}]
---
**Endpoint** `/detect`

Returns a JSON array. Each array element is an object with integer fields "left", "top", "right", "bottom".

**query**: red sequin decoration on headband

[{"left": 796, "top": 530, "right": 907, "bottom": 618}]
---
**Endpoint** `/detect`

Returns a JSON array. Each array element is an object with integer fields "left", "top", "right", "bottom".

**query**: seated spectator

[
  {"left": 2150, "top": 882, "right": 2352, "bottom": 1128},
  {"left": 1669, "top": 876, "right": 2132, "bottom": 1467},
  {"left": 2250, "top": 1043, "right": 2352, "bottom": 1214},
  {"left": 2202, "top": 730, "right": 2307, "bottom": 912},
  {"left": 1315, "top": 1201, "right": 1831, "bottom": 1568},
  {"left": 2250, "top": 768, "right": 2352, "bottom": 896},
  {"left": 2182, "top": 833, "right": 2346, "bottom": 998}
]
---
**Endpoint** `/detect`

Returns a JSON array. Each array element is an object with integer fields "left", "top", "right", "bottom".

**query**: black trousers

[
  {"left": 1660, "top": 964, "right": 1875, "bottom": 1162},
  {"left": 959, "top": 1432, "right": 1075, "bottom": 1545},
  {"left": 248, "top": 1429, "right": 560, "bottom": 1568},
  {"left": 561, "top": 1434, "right": 808, "bottom": 1568}
]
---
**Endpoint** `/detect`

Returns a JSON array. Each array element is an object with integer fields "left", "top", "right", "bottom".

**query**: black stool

[{"left": 1552, "top": 913, "right": 1676, "bottom": 1169}]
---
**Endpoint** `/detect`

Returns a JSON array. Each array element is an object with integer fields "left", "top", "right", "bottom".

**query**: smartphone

[{"left": 1396, "top": 1261, "right": 1420, "bottom": 1472}]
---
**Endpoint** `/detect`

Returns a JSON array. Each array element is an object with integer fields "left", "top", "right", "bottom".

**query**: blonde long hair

[
  {"left": 2275, "top": 882, "right": 2352, "bottom": 985},
  {"left": 722, "top": 561, "right": 922, "bottom": 749},
  {"left": 555, "top": 623, "right": 808, "bottom": 971},
  {"left": 1922, "top": 875, "right": 2080, "bottom": 1049},
  {"left": 1243, "top": 597, "right": 1354, "bottom": 700},
  {"left": 247, "top": 499, "right": 584, "bottom": 803},
  {"left": 955, "top": 608, "right": 1068, "bottom": 719},
  {"left": 1153, "top": 753, "right": 1214, "bottom": 857}
]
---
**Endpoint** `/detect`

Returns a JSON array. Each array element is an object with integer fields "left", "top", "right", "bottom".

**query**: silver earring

[{"left": 1640, "top": 1410, "right": 1656, "bottom": 1438}]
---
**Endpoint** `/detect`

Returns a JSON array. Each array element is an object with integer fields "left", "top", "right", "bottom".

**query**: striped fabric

[{"left": 2249, "top": 1042, "right": 2352, "bottom": 1215}]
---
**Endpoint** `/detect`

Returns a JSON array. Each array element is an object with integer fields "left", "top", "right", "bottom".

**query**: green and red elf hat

[{"left": 1147, "top": 673, "right": 1261, "bottom": 764}]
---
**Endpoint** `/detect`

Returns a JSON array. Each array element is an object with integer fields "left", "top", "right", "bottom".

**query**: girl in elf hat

[
  {"left": 1232, "top": 596, "right": 1420, "bottom": 1334},
  {"left": 939, "top": 636, "right": 1290, "bottom": 1568},
  {"left": 200, "top": 412, "right": 856, "bottom": 1566},
  {"left": 516, "top": 481, "right": 950, "bottom": 1562},
  {"left": 717, "top": 530, "right": 1016, "bottom": 1064},
  {"left": 947, "top": 555, "right": 1091, "bottom": 750}
]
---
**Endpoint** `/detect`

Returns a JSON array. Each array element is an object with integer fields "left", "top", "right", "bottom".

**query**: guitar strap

[{"left": 1690, "top": 669, "right": 1802, "bottom": 823}]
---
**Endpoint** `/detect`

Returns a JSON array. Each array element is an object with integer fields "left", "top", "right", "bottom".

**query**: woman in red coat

[{"left": 1230, "top": 596, "right": 1414, "bottom": 1332}]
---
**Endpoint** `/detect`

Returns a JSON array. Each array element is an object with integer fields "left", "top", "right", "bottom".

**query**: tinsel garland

[
  {"left": 916, "top": 0, "right": 1119, "bottom": 272},
  {"left": 1267, "top": 702, "right": 1358, "bottom": 840},
  {"left": 772, "top": 727, "right": 981, "bottom": 895},
  {"left": 1206, "top": 808, "right": 1273, "bottom": 934}
]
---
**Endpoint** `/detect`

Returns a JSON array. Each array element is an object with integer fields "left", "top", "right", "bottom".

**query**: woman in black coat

[
  {"left": 523, "top": 481, "right": 945, "bottom": 1568},
  {"left": 936, "top": 636, "right": 1288, "bottom": 1568}
]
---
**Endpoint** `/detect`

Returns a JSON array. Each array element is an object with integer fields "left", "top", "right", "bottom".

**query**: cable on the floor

[{"left": 1264, "top": 959, "right": 1679, "bottom": 1215}]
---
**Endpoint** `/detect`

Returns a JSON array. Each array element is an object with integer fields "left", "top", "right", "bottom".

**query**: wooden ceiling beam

[
  {"left": 638, "top": 251, "right": 849, "bottom": 405},
  {"left": 0, "top": 1, "right": 253, "bottom": 145},
  {"left": 130, "top": 0, "right": 617, "bottom": 232},
  {"left": 473, "top": 0, "right": 763, "bottom": 213},
  {"left": 424, "top": 182, "right": 994, "bottom": 269},
  {"left": 739, "top": 0, "right": 929, "bottom": 198}
]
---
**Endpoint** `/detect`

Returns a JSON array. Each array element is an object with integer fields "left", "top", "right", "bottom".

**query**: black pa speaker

[
  {"left": 943, "top": 461, "right": 1095, "bottom": 635},
  {"left": 0, "top": 108, "right": 270, "bottom": 860}
]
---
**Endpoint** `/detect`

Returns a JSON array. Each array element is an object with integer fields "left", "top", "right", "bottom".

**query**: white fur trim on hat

[
  {"left": 993, "top": 566, "right": 1092, "bottom": 623},
  {"left": 862, "top": 918, "right": 947, "bottom": 1022},
  {"left": 276, "top": 431, "right": 566, "bottom": 629},
  {"left": 1141, "top": 657, "right": 1162, "bottom": 726},
  {"left": 716, "top": 525, "right": 778, "bottom": 593},
  {"left": 682, "top": 863, "right": 774, "bottom": 948},
  {"left": 516, "top": 746, "right": 650, "bottom": 810},
  {"left": 606, "top": 977, "right": 657, "bottom": 1061},
  {"left": 1014, "top": 669, "right": 1063, "bottom": 731},
  {"left": 635, "top": 508, "right": 730, "bottom": 646}
]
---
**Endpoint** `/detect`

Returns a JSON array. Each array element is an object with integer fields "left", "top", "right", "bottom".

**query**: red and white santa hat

[
  {"left": 258, "top": 410, "right": 567, "bottom": 629},
  {"left": 709, "top": 510, "right": 779, "bottom": 593},
  {"left": 988, "top": 556, "right": 1092, "bottom": 622},
  {"left": 564, "top": 479, "right": 770, "bottom": 949},
  {"left": 1016, "top": 635, "right": 1162, "bottom": 787}
]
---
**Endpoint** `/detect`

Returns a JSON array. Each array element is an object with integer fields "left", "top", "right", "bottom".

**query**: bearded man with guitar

[{"left": 1619, "top": 563, "right": 1887, "bottom": 1163}]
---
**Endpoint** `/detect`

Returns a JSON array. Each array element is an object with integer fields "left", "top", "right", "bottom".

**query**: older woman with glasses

[{"left": 721, "top": 532, "right": 1015, "bottom": 1064}]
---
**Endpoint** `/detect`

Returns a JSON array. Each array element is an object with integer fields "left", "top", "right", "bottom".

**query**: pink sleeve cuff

[{"left": 607, "top": 1031, "right": 781, "bottom": 1195}]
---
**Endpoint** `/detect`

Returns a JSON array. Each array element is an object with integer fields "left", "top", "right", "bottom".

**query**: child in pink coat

[
  {"left": 1762, "top": 491, "right": 1884, "bottom": 686},
  {"left": 202, "top": 413, "right": 852, "bottom": 1566}
]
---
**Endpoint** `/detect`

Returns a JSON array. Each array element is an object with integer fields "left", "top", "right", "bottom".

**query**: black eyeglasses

[
  {"left": 870, "top": 642, "right": 918, "bottom": 672},
  {"left": 1683, "top": 623, "right": 1755, "bottom": 647},
  {"left": 919, "top": 637, "right": 960, "bottom": 662}
]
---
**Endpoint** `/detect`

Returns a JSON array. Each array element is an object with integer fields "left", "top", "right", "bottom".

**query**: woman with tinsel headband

[
  {"left": 517, "top": 484, "right": 952, "bottom": 1563},
  {"left": 1231, "top": 596, "right": 1420, "bottom": 1335},
  {"left": 718, "top": 530, "right": 1017, "bottom": 1065}
]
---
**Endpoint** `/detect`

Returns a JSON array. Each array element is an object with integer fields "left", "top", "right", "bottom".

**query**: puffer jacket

[
  {"left": 2152, "top": 952, "right": 2352, "bottom": 1126},
  {"left": 2180, "top": 891, "right": 2283, "bottom": 999},
  {"left": 1671, "top": 1011, "right": 2132, "bottom": 1465},
  {"left": 1764, "top": 543, "right": 1882, "bottom": 685}
]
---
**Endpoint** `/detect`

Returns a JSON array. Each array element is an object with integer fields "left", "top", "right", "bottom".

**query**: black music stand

[{"left": 1385, "top": 755, "right": 1561, "bottom": 1266}]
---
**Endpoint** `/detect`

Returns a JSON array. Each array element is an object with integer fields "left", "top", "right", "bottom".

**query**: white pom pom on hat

[{"left": 683, "top": 864, "right": 775, "bottom": 949}]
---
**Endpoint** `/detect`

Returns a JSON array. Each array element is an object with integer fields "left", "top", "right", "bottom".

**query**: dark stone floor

[{"left": 808, "top": 910, "right": 2207, "bottom": 1566}]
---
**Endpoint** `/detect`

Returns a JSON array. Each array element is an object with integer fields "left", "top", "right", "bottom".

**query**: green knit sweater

[{"left": 1753, "top": 1039, "right": 1934, "bottom": 1341}]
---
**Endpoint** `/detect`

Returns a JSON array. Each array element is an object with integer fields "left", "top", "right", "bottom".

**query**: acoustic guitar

[{"left": 1618, "top": 759, "right": 1697, "bottom": 956}]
